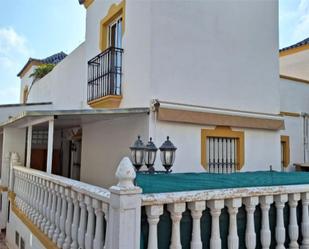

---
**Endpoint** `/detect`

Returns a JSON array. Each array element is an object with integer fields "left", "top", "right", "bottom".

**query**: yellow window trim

[
  {"left": 99, "top": 0, "right": 125, "bottom": 51},
  {"left": 201, "top": 126, "right": 245, "bottom": 171},
  {"left": 281, "top": 135, "right": 290, "bottom": 168},
  {"left": 88, "top": 95, "right": 122, "bottom": 108}
]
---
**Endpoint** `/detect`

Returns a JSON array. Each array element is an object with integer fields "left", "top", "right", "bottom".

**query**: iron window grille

[
  {"left": 207, "top": 137, "right": 238, "bottom": 173},
  {"left": 87, "top": 47, "right": 123, "bottom": 102}
]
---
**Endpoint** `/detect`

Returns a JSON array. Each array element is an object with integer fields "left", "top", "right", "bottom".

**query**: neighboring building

[
  {"left": 279, "top": 37, "right": 309, "bottom": 170},
  {"left": 17, "top": 52, "right": 67, "bottom": 104},
  {"left": 0, "top": 1, "right": 308, "bottom": 248}
]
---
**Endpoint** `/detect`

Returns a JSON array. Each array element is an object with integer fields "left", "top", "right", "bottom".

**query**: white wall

[
  {"left": 280, "top": 49, "right": 309, "bottom": 80},
  {"left": 280, "top": 78, "right": 309, "bottom": 113},
  {"left": 7, "top": 211, "right": 45, "bottom": 249},
  {"left": 27, "top": 43, "right": 87, "bottom": 109},
  {"left": 151, "top": 119, "right": 281, "bottom": 173},
  {"left": 80, "top": 114, "right": 149, "bottom": 188},
  {"left": 120, "top": 0, "right": 280, "bottom": 115}
]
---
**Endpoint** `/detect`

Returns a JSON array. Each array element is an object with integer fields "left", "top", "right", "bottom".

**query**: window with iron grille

[
  {"left": 32, "top": 130, "right": 48, "bottom": 145},
  {"left": 201, "top": 127, "right": 244, "bottom": 173},
  {"left": 207, "top": 137, "right": 238, "bottom": 173}
]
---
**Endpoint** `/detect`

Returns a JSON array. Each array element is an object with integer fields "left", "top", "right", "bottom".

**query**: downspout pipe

[{"left": 301, "top": 112, "right": 309, "bottom": 163}]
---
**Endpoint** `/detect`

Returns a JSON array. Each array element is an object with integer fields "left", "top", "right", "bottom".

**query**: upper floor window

[
  {"left": 109, "top": 17, "right": 122, "bottom": 48},
  {"left": 281, "top": 135, "right": 290, "bottom": 169}
]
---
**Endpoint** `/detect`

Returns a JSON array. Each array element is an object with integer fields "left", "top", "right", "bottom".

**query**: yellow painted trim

[
  {"left": 280, "top": 44, "right": 309, "bottom": 57},
  {"left": 280, "top": 75, "right": 309, "bottom": 85},
  {"left": 18, "top": 60, "right": 42, "bottom": 78},
  {"left": 201, "top": 126, "right": 245, "bottom": 171},
  {"left": 99, "top": 0, "right": 125, "bottom": 51},
  {"left": 10, "top": 192, "right": 57, "bottom": 249},
  {"left": 23, "top": 85, "right": 29, "bottom": 104},
  {"left": 0, "top": 186, "right": 8, "bottom": 192},
  {"left": 88, "top": 95, "right": 122, "bottom": 108},
  {"left": 281, "top": 135, "right": 290, "bottom": 168},
  {"left": 280, "top": 111, "right": 301, "bottom": 118},
  {"left": 83, "top": 0, "right": 94, "bottom": 8}
]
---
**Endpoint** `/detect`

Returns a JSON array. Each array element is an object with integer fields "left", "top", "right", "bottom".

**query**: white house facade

[{"left": 0, "top": 0, "right": 308, "bottom": 248}]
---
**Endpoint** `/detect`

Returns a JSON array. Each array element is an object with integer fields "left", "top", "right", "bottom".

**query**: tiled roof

[
  {"left": 41, "top": 52, "right": 67, "bottom": 64},
  {"left": 280, "top": 37, "right": 309, "bottom": 52},
  {"left": 17, "top": 52, "right": 67, "bottom": 77}
]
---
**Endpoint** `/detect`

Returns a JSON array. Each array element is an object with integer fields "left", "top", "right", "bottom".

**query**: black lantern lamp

[
  {"left": 144, "top": 137, "right": 158, "bottom": 172},
  {"left": 130, "top": 135, "right": 145, "bottom": 171},
  {"left": 159, "top": 136, "right": 177, "bottom": 172}
]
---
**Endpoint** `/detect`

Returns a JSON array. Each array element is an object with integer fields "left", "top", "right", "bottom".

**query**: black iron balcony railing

[{"left": 87, "top": 47, "right": 124, "bottom": 102}]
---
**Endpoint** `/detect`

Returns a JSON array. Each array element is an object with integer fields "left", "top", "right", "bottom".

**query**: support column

[
  {"left": 46, "top": 119, "right": 54, "bottom": 174},
  {"left": 106, "top": 157, "right": 142, "bottom": 249},
  {"left": 26, "top": 125, "right": 32, "bottom": 168}
]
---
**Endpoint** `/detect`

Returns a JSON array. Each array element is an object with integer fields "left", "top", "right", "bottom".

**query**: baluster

[
  {"left": 301, "top": 193, "right": 309, "bottom": 249},
  {"left": 188, "top": 201, "right": 205, "bottom": 249},
  {"left": 93, "top": 199, "right": 104, "bottom": 249},
  {"left": 275, "top": 194, "right": 288, "bottom": 249},
  {"left": 102, "top": 203, "right": 108, "bottom": 248},
  {"left": 41, "top": 180, "right": 49, "bottom": 231},
  {"left": 53, "top": 184, "right": 62, "bottom": 243},
  {"left": 63, "top": 188, "right": 73, "bottom": 249},
  {"left": 226, "top": 198, "right": 241, "bottom": 249},
  {"left": 260, "top": 195, "right": 273, "bottom": 249},
  {"left": 167, "top": 203, "right": 186, "bottom": 249},
  {"left": 243, "top": 197, "right": 258, "bottom": 249},
  {"left": 31, "top": 176, "right": 39, "bottom": 223},
  {"left": 26, "top": 173, "right": 33, "bottom": 218},
  {"left": 48, "top": 182, "right": 57, "bottom": 239},
  {"left": 70, "top": 190, "right": 79, "bottom": 249},
  {"left": 207, "top": 200, "right": 224, "bottom": 249},
  {"left": 85, "top": 195, "right": 95, "bottom": 249},
  {"left": 44, "top": 181, "right": 52, "bottom": 234},
  {"left": 289, "top": 193, "right": 300, "bottom": 249},
  {"left": 146, "top": 205, "right": 164, "bottom": 249},
  {"left": 57, "top": 186, "right": 67, "bottom": 248},
  {"left": 37, "top": 178, "right": 44, "bottom": 227},
  {"left": 78, "top": 194, "right": 87, "bottom": 249}
]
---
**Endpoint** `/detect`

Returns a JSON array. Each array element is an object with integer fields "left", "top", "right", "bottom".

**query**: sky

[{"left": 0, "top": 0, "right": 308, "bottom": 104}]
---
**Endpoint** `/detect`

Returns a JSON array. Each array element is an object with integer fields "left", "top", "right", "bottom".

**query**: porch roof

[{"left": 0, "top": 107, "right": 150, "bottom": 130}]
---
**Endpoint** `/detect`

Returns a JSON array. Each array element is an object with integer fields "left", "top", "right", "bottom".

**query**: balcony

[{"left": 87, "top": 47, "right": 123, "bottom": 108}]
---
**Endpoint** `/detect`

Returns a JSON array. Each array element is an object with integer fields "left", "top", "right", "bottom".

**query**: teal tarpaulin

[{"left": 136, "top": 171, "right": 309, "bottom": 194}]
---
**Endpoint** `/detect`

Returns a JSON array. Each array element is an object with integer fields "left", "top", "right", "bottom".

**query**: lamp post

[
  {"left": 130, "top": 135, "right": 145, "bottom": 171},
  {"left": 159, "top": 136, "right": 177, "bottom": 172},
  {"left": 144, "top": 137, "right": 158, "bottom": 172}
]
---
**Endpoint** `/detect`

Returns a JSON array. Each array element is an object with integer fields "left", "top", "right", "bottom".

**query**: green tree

[{"left": 30, "top": 63, "right": 55, "bottom": 81}]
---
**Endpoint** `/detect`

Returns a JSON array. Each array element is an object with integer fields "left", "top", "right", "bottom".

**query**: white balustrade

[
  {"left": 11, "top": 165, "right": 110, "bottom": 249},
  {"left": 10, "top": 156, "right": 309, "bottom": 249}
]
